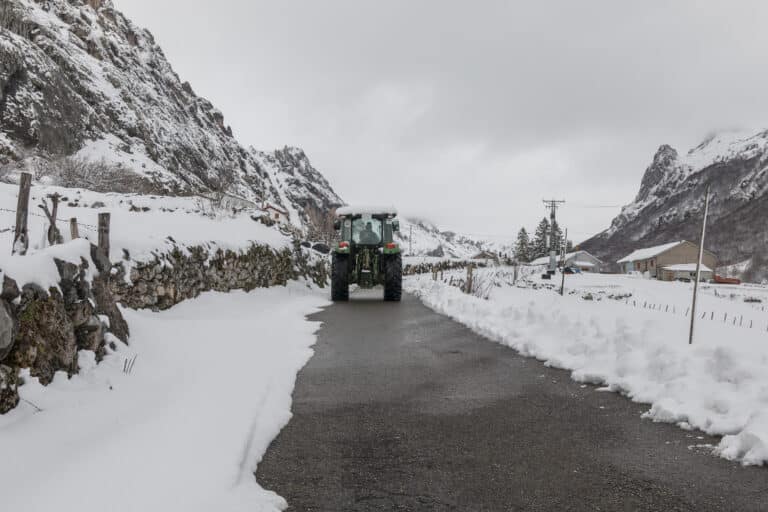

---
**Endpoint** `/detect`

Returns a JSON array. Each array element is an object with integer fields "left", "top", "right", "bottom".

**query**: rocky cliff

[
  {"left": 581, "top": 129, "right": 768, "bottom": 277},
  {"left": 0, "top": 0, "right": 341, "bottom": 229}
]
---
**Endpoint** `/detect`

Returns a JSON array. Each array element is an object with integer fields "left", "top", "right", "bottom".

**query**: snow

[
  {"left": 406, "top": 268, "right": 768, "bottom": 466},
  {"left": 336, "top": 205, "right": 398, "bottom": 216},
  {"left": 617, "top": 241, "right": 684, "bottom": 263},
  {"left": 663, "top": 263, "right": 712, "bottom": 272},
  {"left": 0, "top": 182, "right": 291, "bottom": 284},
  {"left": 0, "top": 284, "right": 328, "bottom": 511},
  {"left": 1, "top": 238, "right": 96, "bottom": 291}
]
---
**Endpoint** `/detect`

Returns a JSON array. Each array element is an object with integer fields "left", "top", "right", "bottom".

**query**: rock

[
  {"left": 0, "top": 299, "right": 17, "bottom": 361},
  {"left": 11, "top": 287, "right": 77, "bottom": 385},
  {"left": 92, "top": 275, "right": 129, "bottom": 343},
  {"left": 312, "top": 243, "right": 330, "bottom": 254},
  {"left": 75, "top": 315, "right": 105, "bottom": 354},
  {"left": 1, "top": 276, "right": 19, "bottom": 302},
  {"left": 0, "top": 365, "right": 19, "bottom": 414}
]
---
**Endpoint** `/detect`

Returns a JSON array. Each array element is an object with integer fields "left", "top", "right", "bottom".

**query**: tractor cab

[{"left": 331, "top": 206, "right": 402, "bottom": 301}]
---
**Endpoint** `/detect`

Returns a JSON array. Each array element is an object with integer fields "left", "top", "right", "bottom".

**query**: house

[
  {"left": 617, "top": 241, "right": 717, "bottom": 279},
  {"left": 659, "top": 263, "right": 714, "bottom": 282},
  {"left": 528, "top": 250, "right": 604, "bottom": 272},
  {"left": 261, "top": 203, "right": 289, "bottom": 225},
  {"left": 562, "top": 250, "right": 604, "bottom": 273}
]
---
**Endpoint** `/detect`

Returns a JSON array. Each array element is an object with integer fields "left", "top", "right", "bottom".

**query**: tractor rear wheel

[
  {"left": 383, "top": 253, "right": 402, "bottom": 302},
  {"left": 331, "top": 253, "right": 349, "bottom": 301}
]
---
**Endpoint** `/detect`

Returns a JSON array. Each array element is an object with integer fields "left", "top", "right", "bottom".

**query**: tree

[
  {"left": 551, "top": 220, "right": 563, "bottom": 255},
  {"left": 566, "top": 239, "right": 574, "bottom": 252},
  {"left": 514, "top": 227, "right": 531, "bottom": 262},
  {"left": 531, "top": 218, "right": 550, "bottom": 259}
]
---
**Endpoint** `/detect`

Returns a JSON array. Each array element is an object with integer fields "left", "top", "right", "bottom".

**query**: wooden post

[
  {"left": 465, "top": 264, "right": 474, "bottom": 294},
  {"left": 70, "top": 218, "right": 80, "bottom": 240},
  {"left": 47, "top": 193, "right": 62, "bottom": 245},
  {"left": 97, "top": 212, "right": 111, "bottom": 269},
  {"left": 13, "top": 172, "right": 32, "bottom": 255}
]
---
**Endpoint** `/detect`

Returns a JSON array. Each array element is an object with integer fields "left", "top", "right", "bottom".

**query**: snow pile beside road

[
  {"left": 0, "top": 284, "right": 327, "bottom": 511},
  {"left": 406, "top": 272, "right": 768, "bottom": 466}
]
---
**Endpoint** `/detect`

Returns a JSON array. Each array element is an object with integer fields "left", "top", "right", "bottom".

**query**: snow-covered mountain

[
  {"left": 396, "top": 217, "right": 513, "bottom": 259},
  {"left": 0, "top": 0, "right": 341, "bottom": 229},
  {"left": 582, "top": 128, "right": 768, "bottom": 276}
]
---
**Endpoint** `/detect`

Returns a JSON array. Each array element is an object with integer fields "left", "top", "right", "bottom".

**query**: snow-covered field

[
  {"left": 0, "top": 283, "right": 327, "bottom": 512},
  {"left": 406, "top": 268, "right": 768, "bottom": 466}
]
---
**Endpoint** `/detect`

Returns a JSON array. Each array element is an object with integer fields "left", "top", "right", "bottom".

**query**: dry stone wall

[{"left": 0, "top": 240, "right": 329, "bottom": 413}]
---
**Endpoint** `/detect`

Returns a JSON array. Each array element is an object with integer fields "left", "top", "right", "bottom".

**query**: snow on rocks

[
  {"left": 0, "top": 284, "right": 328, "bottom": 511},
  {"left": 406, "top": 269, "right": 768, "bottom": 466}
]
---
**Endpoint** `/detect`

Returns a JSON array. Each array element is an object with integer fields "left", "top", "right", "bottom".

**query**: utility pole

[
  {"left": 689, "top": 185, "right": 711, "bottom": 345},
  {"left": 543, "top": 199, "right": 565, "bottom": 274},
  {"left": 409, "top": 225, "right": 413, "bottom": 255},
  {"left": 560, "top": 228, "right": 568, "bottom": 296}
]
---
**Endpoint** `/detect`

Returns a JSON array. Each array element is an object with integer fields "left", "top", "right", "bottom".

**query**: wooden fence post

[
  {"left": 70, "top": 218, "right": 79, "bottom": 240},
  {"left": 97, "top": 212, "right": 111, "bottom": 270},
  {"left": 13, "top": 172, "right": 32, "bottom": 255}
]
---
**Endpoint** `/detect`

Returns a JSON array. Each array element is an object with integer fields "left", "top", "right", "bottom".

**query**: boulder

[
  {"left": 10, "top": 286, "right": 77, "bottom": 385},
  {"left": 0, "top": 365, "right": 19, "bottom": 414},
  {"left": 0, "top": 299, "right": 17, "bottom": 361}
]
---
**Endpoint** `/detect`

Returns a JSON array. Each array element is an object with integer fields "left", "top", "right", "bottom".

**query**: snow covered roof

[
  {"left": 572, "top": 260, "right": 596, "bottom": 267},
  {"left": 336, "top": 205, "right": 398, "bottom": 217},
  {"left": 663, "top": 263, "right": 713, "bottom": 272},
  {"left": 529, "top": 250, "right": 601, "bottom": 266},
  {"left": 617, "top": 241, "right": 684, "bottom": 263}
]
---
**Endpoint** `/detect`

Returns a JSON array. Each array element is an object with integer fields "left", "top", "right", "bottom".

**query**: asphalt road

[{"left": 256, "top": 290, "right": 767, "bottom": 511}]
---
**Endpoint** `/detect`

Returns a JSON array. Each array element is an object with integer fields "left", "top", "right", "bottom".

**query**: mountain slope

[
  {"left": 0, "top": 0, "right": 341, "bottom": 228},
  {"left": 581, "top": 129, "right": 768, "bottom": 274}
]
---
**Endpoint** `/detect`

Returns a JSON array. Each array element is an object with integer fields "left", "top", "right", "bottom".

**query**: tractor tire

[
  {"left": 383, "top": 253, "right": 402, "bottom": 302},
  {"left": 331, "top": 253, "right": 349, "bottom": 301}
]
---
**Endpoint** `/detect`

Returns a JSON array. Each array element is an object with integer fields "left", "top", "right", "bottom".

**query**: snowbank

[
  {"left": 0, "top": 182, "right": 290, "bottom": 272},
  {"left": 406, "top": 270, "right": 768, "bottom": 466},
  {"left": 0, "top": 284, "right": 328, "bottom": 511}
]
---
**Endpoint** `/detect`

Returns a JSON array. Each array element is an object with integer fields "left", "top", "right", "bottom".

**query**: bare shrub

[{"left": 52, "top": 156, "right": 160, "bottom": 194}]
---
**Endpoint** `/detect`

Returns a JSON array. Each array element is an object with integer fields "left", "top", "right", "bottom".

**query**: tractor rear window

[{"left": 352, "top": 216, "right": 382, "bottom": 244}]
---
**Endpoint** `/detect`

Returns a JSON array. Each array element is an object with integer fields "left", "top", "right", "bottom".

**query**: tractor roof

[{"left": 335, "top": 205, "right": 398, "bottom": 217}]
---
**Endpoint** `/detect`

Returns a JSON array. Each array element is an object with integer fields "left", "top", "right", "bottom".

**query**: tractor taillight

[
  {"left": 385, "top": 243, "right": 397, "bottom": 249},
  {"left": 339, "top": 241, "right": 349, "bottom": 248}
]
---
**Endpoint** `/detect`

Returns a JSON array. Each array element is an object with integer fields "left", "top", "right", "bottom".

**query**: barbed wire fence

[{"left": 11, "top": 173, "right": 108, "bottom": 258}]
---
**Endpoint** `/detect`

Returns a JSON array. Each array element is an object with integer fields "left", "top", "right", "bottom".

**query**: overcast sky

[{"left": 119, "top": 0, "right": 768, "bottom": 243}]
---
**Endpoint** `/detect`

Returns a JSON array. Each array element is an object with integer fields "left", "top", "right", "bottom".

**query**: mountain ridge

[{"left": 581, "top": 128, "right": 768, "bottom": 277}]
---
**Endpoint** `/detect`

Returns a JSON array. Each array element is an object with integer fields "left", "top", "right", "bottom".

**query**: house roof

[
  {"left": 663, "top": 263, "right": 713, "bottom": 272},
  {"left": 617, "top": 241, "right": 685, "bottom": 264},
  {"left": 528, "top": 250, "right": 602, "bottom": 266},
  {"left": 263, "top": 203, "right": 288, "bottom": 215}
]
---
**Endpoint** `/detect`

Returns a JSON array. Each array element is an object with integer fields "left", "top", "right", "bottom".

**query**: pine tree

[
  {"left": 532, "top": 218, "right": 550, "bottom": 259},
  {"left": 551, "top": 220, "right": 563, "bottom": 255},
  {"left": 514, "top": 227, "right": 531, "bottom": 262}
]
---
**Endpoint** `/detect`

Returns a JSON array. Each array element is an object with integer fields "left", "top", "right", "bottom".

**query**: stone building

[{"left": 617, "top": 241, "right": 717, "bottom": 279}]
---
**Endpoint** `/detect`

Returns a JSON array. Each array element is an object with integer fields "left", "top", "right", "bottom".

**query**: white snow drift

[
  {"left": 406, "top": 269, "right": 768, "bottom": 466},
  {"left": 0, "top": 284, "right": 328, "bottom": 512}
]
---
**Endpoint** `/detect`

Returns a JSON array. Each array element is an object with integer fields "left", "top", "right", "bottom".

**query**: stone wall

[
  {"left": 109, "top": 241, "right": 328, "bottom": 311},
  {"left": 0, "top": 254, "right": 129, "bottom": 413},
  {"left": 403, "top": 259, "right": 482, "bottom": 277},
  {"left": 0, "top": 240, "right": 329, "bottom": 413}
]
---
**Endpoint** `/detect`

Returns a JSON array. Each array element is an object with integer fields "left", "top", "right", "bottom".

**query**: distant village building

[
  {"left": 261, "top": 203, "right": 289, "bottom": 225},
  {"left": 529, "top": 250, "right": 604, "bottom": 272},
  {"left": 659, "top": 263, "right": 714, "bottom": 282},
  {"left": 617, "top": 241, "right": 717, "bottom": 279}
]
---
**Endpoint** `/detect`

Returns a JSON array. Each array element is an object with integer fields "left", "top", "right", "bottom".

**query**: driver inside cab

[{"left": 358, "top": 221, "right": 380, "bottom": 245}]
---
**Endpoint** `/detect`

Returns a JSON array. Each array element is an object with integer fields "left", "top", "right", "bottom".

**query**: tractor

[{"left": 330, "top": 206, "right": 403, "bottom": 301}]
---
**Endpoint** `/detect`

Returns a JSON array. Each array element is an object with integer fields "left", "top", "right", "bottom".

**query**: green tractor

[{"left": 331, "top": 206, "right": 403, "bottom": 302}]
